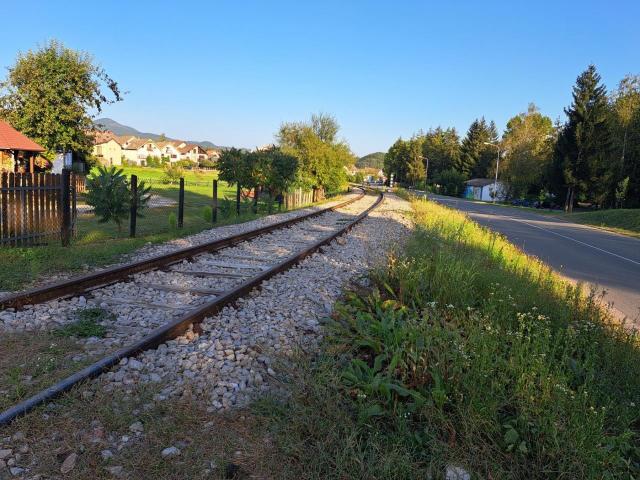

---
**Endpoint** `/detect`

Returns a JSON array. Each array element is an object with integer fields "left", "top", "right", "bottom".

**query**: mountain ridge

[{"left": 93, "top": 118, "right": 226, "bottom": 150}]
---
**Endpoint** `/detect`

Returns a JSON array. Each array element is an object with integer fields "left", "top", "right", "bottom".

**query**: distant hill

[
  {"left": 356, "top": 152, "right": 385, "bottom": 169},
  {"left": 93, "top": 117, "right": 226, "bottom": 149}
]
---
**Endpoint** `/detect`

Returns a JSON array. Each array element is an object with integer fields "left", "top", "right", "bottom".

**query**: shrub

[
  {"left": 434, "top": 168, "right": 467, "bottom": 196},
  {"left": 168, "top": 212, "right": 177, "bottom": 228},
  {"left": 198, "top": 158, "right": 217, "bottom": 169},
  {"left": 175, "top": 159, "right": 194, "bottom": 169},
  {"left": 201, "top": 205, "right": 213, "bottom": 222},
  {"left": 86, "top": 166, "right": 151, "bottom": 233},
  {"left": 162, "top": 163, "right": 184, "bottom": 184}
]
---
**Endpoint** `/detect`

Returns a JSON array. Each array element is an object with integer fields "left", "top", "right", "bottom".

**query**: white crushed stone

[{"left": 103, "top": 194, "right": 413, "bottom": 411}]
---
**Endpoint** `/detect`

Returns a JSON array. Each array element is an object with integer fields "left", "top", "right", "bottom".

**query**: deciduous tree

[{"left": 0, "top": 40, "right": 122, "bottom": 159}]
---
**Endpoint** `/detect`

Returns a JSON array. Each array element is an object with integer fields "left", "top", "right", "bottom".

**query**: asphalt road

[{"left": 427, "top": 194, "right": 640, "bottom": 321}]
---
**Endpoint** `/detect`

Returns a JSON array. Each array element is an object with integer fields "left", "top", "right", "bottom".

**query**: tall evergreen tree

[
  {"left": 406, "top": 136, "right": 425, "bottom": 185},
  {"left": 458, "top": 117, "right": 497, "bottom": 177},
  {"left": 553, "top": 65, "right": 611, "bottom": 211},
  {"left": 422, "top": 127, "right": 461, "bottom": 179}
]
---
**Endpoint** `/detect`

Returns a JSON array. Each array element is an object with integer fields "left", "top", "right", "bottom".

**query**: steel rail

[
  {"left": 0, "top": 191, "right": 383, "bottom": 426},
  {"left": 0, "top": 191, "right": 365, "bottom": 310}
]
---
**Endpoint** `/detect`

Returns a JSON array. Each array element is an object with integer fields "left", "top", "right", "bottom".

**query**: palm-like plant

[{"left": 86, "top": 166, "right": 151, "bottom": 233}]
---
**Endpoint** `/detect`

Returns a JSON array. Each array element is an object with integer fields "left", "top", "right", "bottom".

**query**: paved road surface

[{"left": 427, "top": 194, "right": 640, "bottom": 321}]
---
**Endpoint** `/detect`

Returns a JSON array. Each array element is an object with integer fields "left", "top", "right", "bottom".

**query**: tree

[
  {"left": 500, "top": 104, "right": 554, "bottom": 198},
  {"left": 278, "top": 113, "right": 354, "bottom": 194},
  {"left": 458, "top": 118, "right": 497, "bottom": 177},
  {"left": 0, "top": 40, "right": 122, "bottom": 159},
  {"left": 217, "top": 147, "right": 252, "bottom": 188},
  {"left": 553, "top": 65, "right": 611, "bottom": 211},
  {"left": 609, "top": 75, "right": 640, "bottom": 207},
  {"left": 421, "top": 127, "right": 461, "bottom": 179},
  {"left": 384, "top": 138, "right": 409, "bottom": 183},
  {"left": 406, "top": 136, "right": 425, "bottom": 185},
  {"left": 86, "top": 166, "right": 150, "bottom": 233}
]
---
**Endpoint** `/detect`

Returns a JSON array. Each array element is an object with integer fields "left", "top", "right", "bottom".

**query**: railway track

[{"left": 0, "top": 189, "right": 383, "bottom": 425}]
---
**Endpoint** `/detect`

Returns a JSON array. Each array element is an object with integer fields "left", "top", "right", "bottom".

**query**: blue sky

[{"left": 2, "top": 0, "right": 639, "bottom": 156}]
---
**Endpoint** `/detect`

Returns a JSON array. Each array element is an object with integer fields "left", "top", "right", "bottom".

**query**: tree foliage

[
  {"left": 0, "top": 40, "right": 122, "bottom": 158},
  {"left": 421, "top": 127, "right": 461, "bottom": 179},
  {"left": 459, "top": 118, "right": 498, "bottom": 177},
  {"left": 217, "top": 146, "right": 298, "bottom": 198},
  {"left": 278, "top": 113, "right": 354, "bottom": 194},
  {"left": 501, "top": 104, "right": 554, "bottom": 198}
]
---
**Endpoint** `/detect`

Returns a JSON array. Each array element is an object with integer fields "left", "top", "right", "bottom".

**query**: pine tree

[
  {"left": 554, "top": 65, "right": 611, "bottom": 211},
  {"left": 458, "top": 118, "right": 496, "bottom": 177}
]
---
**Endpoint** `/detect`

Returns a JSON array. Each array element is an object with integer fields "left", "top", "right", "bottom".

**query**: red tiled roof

[{"left": 0, "top": 120, "right": 45, "bottom": 152}]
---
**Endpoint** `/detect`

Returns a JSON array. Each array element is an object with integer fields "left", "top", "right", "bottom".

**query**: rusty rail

[
  {"left": 0, "top": 191, "right": 365, "bottom": 310},
  {"left": 0, "top": 191, "right": 383, "bottom": 425}
]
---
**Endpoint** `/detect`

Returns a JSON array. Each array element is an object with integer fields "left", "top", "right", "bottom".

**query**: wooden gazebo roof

[{"left": 0, "top": 120, "right": 45, "bottom": 152}]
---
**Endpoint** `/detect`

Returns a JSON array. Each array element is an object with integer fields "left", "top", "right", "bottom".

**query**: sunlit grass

[{"left": 257, "top": 197, "right": 640, "bottom": 479}]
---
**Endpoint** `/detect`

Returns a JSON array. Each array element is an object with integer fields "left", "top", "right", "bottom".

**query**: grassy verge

[
  {"left": 549, "top": 208, "right": 640, "bottom": 237},
  {"left": 253, "top": 197, "right": 640, "bottom": 478}
]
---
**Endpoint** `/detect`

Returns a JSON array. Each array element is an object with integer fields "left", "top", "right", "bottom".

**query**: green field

[
  {"left": 255, "top": 196, "right": 640, "bottom": 478},
  {"left": 0, "top": 166, "right": 310, "bottom": 291}
]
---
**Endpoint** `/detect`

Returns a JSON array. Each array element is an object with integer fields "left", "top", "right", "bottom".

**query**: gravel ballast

[{"left": 103, "top": 194, "right": 413, "bottom": 411}]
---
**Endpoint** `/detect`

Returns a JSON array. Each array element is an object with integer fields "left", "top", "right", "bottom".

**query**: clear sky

[{"left": 2, "top": 0, "right": 639, "bottom": 156}]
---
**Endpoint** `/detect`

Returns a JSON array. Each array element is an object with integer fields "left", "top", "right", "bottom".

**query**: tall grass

[{"left": 259, "top": 198, "right": 640, "bottom": 479}]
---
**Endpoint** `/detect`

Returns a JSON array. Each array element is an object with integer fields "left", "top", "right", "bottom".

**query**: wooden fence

[
  {"left": 0, "top": 172, "right": 77, "bottom": 246},
  {"left": 283, "top": 187, "right": 324, "bottom": 209}
]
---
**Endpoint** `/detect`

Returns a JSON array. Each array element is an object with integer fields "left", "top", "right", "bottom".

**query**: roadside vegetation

[
  {"left": 254, "top": 197, "right": 640, "bottom": 478},
  {"left": 384, "top": 66, "right": 640, "bottom": 215}
]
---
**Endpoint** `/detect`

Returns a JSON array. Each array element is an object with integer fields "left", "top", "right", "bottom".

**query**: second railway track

[{"left": 0, "top": 189, "right": 383, "bottom": 425}]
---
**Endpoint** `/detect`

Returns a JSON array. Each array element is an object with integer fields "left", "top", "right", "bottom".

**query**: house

[
  {"left": 157, "top": 141, "right": 186, "bottom": 162},
  {"left": 206, "top": 148, "right": 221, "bottom": 161},
  {"left": 178, "top": 143, "right": 207, "bottom": 162},
  {"left": 119, "top": 138, "right": 161, "bottom": 165},
  {"left": 0, "top": 120, "right": 46, "bottom": 173},
  {"left": 93, "top": 136, "right": 123, "bottom": 167},
  {"left": 464, "top": 178, "right": 507, "bottom": 202}
]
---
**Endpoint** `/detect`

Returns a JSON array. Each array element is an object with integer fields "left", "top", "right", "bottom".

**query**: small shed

[
  {"left": 0, "top": 120, "right": 46, "bottom": 173},
  {"left": 464, "top": 178, "right": 507, "bottom": 202}
]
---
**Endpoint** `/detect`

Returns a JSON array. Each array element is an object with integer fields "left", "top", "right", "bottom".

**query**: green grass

[
  {"left": 54, "top": 308, "right": 112, "bottom": 338},
  {"left": 550, "top": 208, "right": 640, "bottom": 237},
  {"left": 0, "top": 166, "right": 325, "bottom": 291},
  {"left": 256, "top": 197, "right": 640, "bottom": 479}
]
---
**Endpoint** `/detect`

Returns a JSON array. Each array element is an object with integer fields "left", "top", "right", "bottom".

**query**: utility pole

[{"left": 484, "top": 142, "right": 501, "bottom": 203}]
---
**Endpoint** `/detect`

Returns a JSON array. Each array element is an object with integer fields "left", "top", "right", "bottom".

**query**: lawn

[
  {"left": 550, "top": 208, "right": 640, "bottom": 237},
  {"left": 0, "top": 166, "right": 316, "bottom": 291},
  {"left": 251, "top": 196, "right": 640, "bottom": 479}
]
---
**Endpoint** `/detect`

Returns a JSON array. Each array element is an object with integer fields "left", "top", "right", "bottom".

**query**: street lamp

[{"left": 484, "top": 142, "right": 501, "bottom": 203}]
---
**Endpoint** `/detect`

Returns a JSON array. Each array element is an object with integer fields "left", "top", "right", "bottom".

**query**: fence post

[
  {"left": 61, "top": 169, "right": 71, "bottom": 247},
  {"left": 212, "top": 180, "right": 218, "bottom": 223},
  {"left": 252, "top": 186, "right": 259, "bottom": 214},
  {"left": 236, "top": 183, "right": 241, "bottom": 216},
  {"left": 178, "top": 177, "right": 184, "bottom": 228},
  {"left": 130, "top": 174, "right": 138, "bottom": 237}
]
